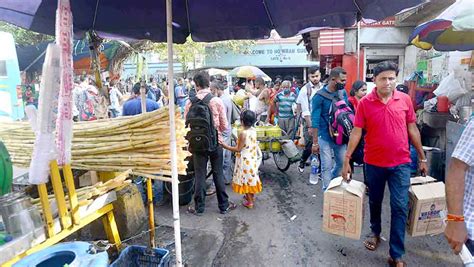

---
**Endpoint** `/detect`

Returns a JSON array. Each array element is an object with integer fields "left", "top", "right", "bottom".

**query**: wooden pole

[
  {"left": 146, "top": 177, "right": 155, "bottom": 248},
  {"left": 167, "top": 0, "right": 183, "bottom": 265}
]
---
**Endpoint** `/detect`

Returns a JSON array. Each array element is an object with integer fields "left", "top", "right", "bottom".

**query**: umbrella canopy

[
  {"left": 206, "top": 68, "right": 228, "bottom": 76},
  {"left": 0, "top": 0, "right": 422, "bottom": 43},
  {"left": 409, "top": 0, "right": 474, "bottom": 51},
  {"left": 229, "top": 66, "right": 271, "bottom": 81}
]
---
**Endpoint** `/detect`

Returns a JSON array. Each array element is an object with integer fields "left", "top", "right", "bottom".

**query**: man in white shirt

[
  {"left": 108, "top": 81, "right": 123, "bottom": 118},
  {"left": 297, "top": 66, "right": 323, "bottom": 173}
]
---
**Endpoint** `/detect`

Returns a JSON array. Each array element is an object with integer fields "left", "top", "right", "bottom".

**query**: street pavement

[{"left": 154, "top": 160, "right": 462, "bottom": 266}]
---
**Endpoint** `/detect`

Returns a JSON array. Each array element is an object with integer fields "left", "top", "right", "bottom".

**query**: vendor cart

[{"left": 232, "top": 125, "right": 301, "bottom": 172}]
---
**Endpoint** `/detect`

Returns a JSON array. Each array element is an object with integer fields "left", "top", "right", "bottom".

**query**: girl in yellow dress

[{"left": 221, "top": 110, "right": 262, "bottom": 208}]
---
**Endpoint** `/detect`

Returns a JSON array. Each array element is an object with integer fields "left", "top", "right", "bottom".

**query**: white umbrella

[
  {"left": 206, "top": 68, "right": 229, "bottom": 76},
  {"left": 229, "top": 65, "right": 272, "bottom": 81}
]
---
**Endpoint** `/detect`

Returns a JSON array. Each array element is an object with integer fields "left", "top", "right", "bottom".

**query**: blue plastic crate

[{"left": 110, "top": 245, "right": 170, "bottom": 267}]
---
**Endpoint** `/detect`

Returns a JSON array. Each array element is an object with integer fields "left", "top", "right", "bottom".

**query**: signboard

[
  {"left": 204, "top": 43, "right": 314, "bottom": 68},
  {"left": 360, "top": 17, "right": 396, "bottom": 28}
]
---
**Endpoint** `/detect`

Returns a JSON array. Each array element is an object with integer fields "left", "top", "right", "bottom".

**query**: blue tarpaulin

[{"left": 0, "top": 0, "right": 422, "bottom": 43}]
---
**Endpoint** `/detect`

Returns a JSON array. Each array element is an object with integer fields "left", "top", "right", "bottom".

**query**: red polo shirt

[{"left": 354, "top": 88, "right": 416, "bottom": 167}]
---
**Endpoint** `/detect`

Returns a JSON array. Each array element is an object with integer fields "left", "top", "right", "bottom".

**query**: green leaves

[
  {"left": 151, "top": 37, "right": 255, "bottom": 73},
  {"left": 0, "top": 22, "right": 53, "bottom": 46}
]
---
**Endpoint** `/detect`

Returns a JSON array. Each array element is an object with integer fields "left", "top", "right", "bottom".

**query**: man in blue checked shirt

[{"left": 445, "top": 117, "right": 474, "bottom": 256}]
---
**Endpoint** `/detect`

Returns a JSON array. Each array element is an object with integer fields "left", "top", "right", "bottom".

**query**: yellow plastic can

[
  {"left": 255, "top": 126, "right": 268, "bottom": 151},
  {"left": 265, "top": 126, "right": 282, "bottom": 152}
]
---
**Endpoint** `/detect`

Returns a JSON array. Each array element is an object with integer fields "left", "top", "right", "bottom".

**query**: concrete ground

[{"left": 150, "top": 160, "right": 462, "bottom": 267}]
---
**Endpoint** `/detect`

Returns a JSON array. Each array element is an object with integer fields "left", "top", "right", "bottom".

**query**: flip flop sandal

[
  {"left": 363, "top": 235, "right": 381, "bottom": 251},
  {"left": 242, "top": 200, "right": 254, "bottom": 209},
  {"left": 220, "top": 202, "right": 237, "bottom": 214},
  {"left": 388, "top": 257, "right": 407, "bottom": 267}
]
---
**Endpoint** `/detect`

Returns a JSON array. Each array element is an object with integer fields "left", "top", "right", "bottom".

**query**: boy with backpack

[
  {"left": 311, "top": 67, "right": 352, "bottom": 190},
  {"left": 184, "top": 71, "right": 237, "bottom": 215}
]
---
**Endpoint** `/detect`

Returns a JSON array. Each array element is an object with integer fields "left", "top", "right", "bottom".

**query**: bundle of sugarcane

[{"left": 0, "top": 107, "right": 190, "bottom": 180}]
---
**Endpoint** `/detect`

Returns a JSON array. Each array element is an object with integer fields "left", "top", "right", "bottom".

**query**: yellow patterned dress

[{"left": 232, "top": 128, "right": 263, "bottom": 194}]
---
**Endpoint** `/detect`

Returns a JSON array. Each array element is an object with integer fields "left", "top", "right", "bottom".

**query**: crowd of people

[
  {"left": 180, "top": 62, "right": 472, "bottom": 267},
  {"left": 68, "top": 63, "right": 472, "bottom": 266},
  {"left": 70, "top": 75, "right": 197, "bottom": 121}
]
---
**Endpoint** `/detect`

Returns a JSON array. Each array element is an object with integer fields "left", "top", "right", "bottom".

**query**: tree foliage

[
  {"left": 152, "top": 37, "right": 255, "bottom": 73},
  {"left": 0, "top": 22, "right": 53, "bottom": 46}
]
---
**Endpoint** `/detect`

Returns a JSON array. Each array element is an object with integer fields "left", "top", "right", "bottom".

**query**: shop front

[{"left": 308, "top": 17, "right": 417, "bottom": 93}]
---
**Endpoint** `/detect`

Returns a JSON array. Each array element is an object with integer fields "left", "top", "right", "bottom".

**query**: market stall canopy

[
  {"left": 0, "top": 0, "right": 423, "bottom": 43},
  {"left": 409, "top": 0, "right": 474, "bottom": 51},
  {"left": 17, "top": 41, "right": 121, "bottom": 74},
  {"left": 229, "top": 66, "right": 271, "bottom": 81}
]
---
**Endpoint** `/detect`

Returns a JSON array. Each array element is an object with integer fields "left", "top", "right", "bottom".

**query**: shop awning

[{"left": 395, "top": 0, "right": 456, "bottom": 26}]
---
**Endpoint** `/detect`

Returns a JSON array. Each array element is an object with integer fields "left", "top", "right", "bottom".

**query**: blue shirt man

[
  {"left": 310, "top": 67, "right": 348, "bottom": 190},
  {"left": 123, "top": 83, "right": 159, "bottom": 116},
  {"left": 175, "top": 78, "right": 188, "bottom": 108}
]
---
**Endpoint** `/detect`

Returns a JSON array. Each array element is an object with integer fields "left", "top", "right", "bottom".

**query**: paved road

[{"left": 156, "top": 160, "right": 462, "bottom": 266}]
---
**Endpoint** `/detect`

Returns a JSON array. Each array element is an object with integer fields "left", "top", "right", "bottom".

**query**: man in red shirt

[{"left": 342, "top": 61, "right": 428, "bottom": 267}]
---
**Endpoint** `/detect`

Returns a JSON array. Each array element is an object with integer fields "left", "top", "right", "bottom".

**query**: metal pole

[
  {"left": 166, "top": 0, "right": 183, "bottom": 266},
  {"left": 356, "top": 21, "right": 361, "bottom": 80}
]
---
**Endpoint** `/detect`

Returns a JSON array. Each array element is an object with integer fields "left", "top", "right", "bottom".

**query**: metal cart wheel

[
  {"left": 273, "top": 151, "right": 290, "bottom": 172},
  {"left": 267, "top": 132, "right": 291, "bottom": 172}
]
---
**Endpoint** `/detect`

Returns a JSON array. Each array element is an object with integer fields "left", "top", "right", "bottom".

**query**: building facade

[{"left": 203, "top": 33, "right": 317, "bottom": 81}]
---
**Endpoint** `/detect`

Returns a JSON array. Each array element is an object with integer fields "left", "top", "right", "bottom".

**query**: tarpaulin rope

[
  {"left": 92, "top": 0, "right": 101, "bottom": 30},
  {"left": 262, "top": 0, "right": 276, "bottom": 29},
  {"left": 185, "top": 0, "right": 191, "bottom": 35}
]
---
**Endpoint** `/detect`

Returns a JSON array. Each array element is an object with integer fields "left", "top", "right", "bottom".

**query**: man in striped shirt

[{"left": 275, "top": 80, "right": 297, "bottom": 138}]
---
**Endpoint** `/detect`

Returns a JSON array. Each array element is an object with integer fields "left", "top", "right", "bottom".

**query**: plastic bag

[
  {"left": 29, "top": 133, "right": 57, "bottom": 184},
  {"left": 423, "top": 97, "right": 437, "bottom": 111},
  {"left": 247, "top": 95, "right": 259, "bottom": 112},
  {"left": 434, "top": 73, "right": 468, "bottom": 102},
  {"left": 281, "top": 140, "right": 300, "bottom": 161}
]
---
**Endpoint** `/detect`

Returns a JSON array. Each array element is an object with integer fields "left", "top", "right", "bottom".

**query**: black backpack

[{"left": 185, "top": 94, "right": 218, "bottom": 153}]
